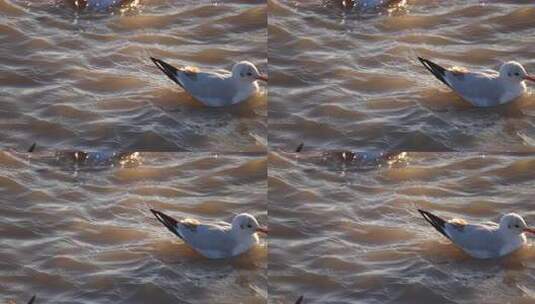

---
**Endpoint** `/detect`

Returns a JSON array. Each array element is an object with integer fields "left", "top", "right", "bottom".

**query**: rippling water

[
  {"left": 4, "top": 0, "right": 535, "bottom": 303},
  {"left": 269, "top": 151, "right": 535, "bottom": 303},
  {"left": 0, "top": 152, "right": 267, "bottom": 303},
  {"left": 1, "top": 0, "right": 267, "bottom": 151},
  {"left": 269, "top": 0, "right": 535, "bottom": 152}
]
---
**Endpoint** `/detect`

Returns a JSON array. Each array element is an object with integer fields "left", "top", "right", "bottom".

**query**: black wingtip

[
  {"left": 295, "top": 296, "right": 304, "bottom": 304},
  {"left": 150, "top": 57, "right": 183, "bottom": 88},
  {"left": 28, "top": 295, "right": 36, "bottom": 304},
  {"left": 295, "top": 143, "right": 304, "bottom": 153},
  {"left": 27, "top": 143, "right": 36, "bottom": 153},
  {"left": 150, "top": 209, "right": 183, "bottom": 240},
  {"left": 418, "top": 209, "right": 450, "bottom": 240},
  {"left": 417, "top": 57, "right": 451, "bottom": 88}
]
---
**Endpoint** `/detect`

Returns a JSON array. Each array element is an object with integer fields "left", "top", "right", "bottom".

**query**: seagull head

[
  {"left": 232, "top": 61, "right": 268, "bottom": 83},
  {"left": 232, "top": 213, "right": 268, "bottom": 235},
  {"left": 500, "top": 213, "right": 535, "bottom": 235},
  {"left": 499, "top": 61, "right": 535, "bottom": 83}
]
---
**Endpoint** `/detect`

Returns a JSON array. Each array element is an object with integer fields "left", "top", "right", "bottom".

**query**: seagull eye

[
  {"left": 515, "top": 224, "right": 520, "bottom": 228},
  {"left": 247, "top": 72, "right": 252, "bottom": 76},
  {"left": 247, "top": 224, "right": 252, "bottom": 228},
  {"left": 514, "top": 72, "right": 519, "bottom": 76}
]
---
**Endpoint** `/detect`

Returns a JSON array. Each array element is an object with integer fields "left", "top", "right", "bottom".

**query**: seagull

[
  {"left": 339, "top": 0, "right": 403, "bottom": 10},
  {"left": 418, "top": 57, "right": 535, "bottom": 107},
  {"left": 418, "top": 209, "right": 535, "bottom": 259},
  {"left": 150, "top": 57, "right": 268, "bottom": 107},
  {"left": 67, "top": 0, "right": 131, "bottom": 10},
  {"left": 150, "top": 209, "right": 268, "bottom": 259}
]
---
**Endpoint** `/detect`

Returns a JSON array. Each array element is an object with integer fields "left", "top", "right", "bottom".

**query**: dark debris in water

[
  {"left": 54, "top": 151, "right": 142, "bottom": 168},
  {"left": 27, "top": 143, "right": 141, "bottom": 169},
  {"left": 319, "top": 150, "right": 408, "bottom": 170},
  {"left": 292, "top": 142, "right": 409, "bottom": 172},
  {"left": 318, "top": 0, "right": 409, "bottom": 18}
]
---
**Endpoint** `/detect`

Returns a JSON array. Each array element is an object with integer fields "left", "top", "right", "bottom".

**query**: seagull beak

[
  {"left": 256, "top": 226, "right": 269, "bottom": 234},
  {"left": 523, "top": 227, "right": 535, "bottom": 234},
  {"left": 523, "top": 74, "right": 535, "bottom": 82},
  {"left": 256, "top": 74, "right": 268, "bottom": 82}
]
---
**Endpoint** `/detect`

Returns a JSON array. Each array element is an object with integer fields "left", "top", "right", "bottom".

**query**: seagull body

[
  {"left": 86, "top": 0, "right": 119, "bottom": 9},
  {"left": 67, "top": 0, "right": 129, "bottom": 10},
  {"left": 150, "top": 57, "right": 267, "bottom": 107},
  {"left": 418, "top": 57, "right": 535, "bottom": 107},
  {"left": 150, "top": 209, "right": 267, "bottom": 259},
  {"left": 341, "top": 0, "right": 402, "bottom": 9},
  {"left": 418, "top": 209, "right": 535, "bottom": 259}
]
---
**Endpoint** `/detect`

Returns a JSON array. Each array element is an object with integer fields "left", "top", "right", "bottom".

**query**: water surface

[
  {"left": 269, "top": 0, "right": 535, "bottom": 152},
  {"left": 269, "top": 151, "right": 535, "bottom": 303},
  {"left": 1, "top": 0, "right": 267, "bottom": 151},
  {"left": 0, "top": 152, "right": 267, "bottom": 303}
]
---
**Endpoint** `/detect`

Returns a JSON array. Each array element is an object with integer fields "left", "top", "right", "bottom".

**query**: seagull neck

[
  {"left": 231, "top": 230, "right": 246, "bottom": 243},
  {"left": 230, "top": 224, "right": 243, "bottom": 235},
  {"left": 498, "top": 225, "right": 520, "bottom": 238},
  {"left": 232, "top": 73, "right": 242, "bottom": 82}
]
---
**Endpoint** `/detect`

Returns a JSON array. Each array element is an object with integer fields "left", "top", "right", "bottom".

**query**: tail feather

[
  {"left": 150, "top": 57, "right": 184, "bottom": 88},
  {"left": 418, "top": 209, "right": 450, "bottom": 240},
  {"left": 418, "top": 57, "right": 451, "bottom": 88},
  {"left": 28, "top": 295, "right": 36, "bottom": 304},
  {"left": 295, "top": 296, "right": 304, "bottom": 304},
  {"left": 150, "top": 209, "right": 183, "bottom": 240}
]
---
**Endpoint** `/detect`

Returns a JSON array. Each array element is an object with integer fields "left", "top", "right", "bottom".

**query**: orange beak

[
  {"left": 256, "top": 74, "right": 268, "bottom": 82},
  {"left": 523, "top": 227, "right": 535, "bottom": 234},
  {"left": 256, "top": 226, "right": 269, "bottom": 234},
  {"left": 523, "top": 74, "right": 535, "bottom": 82}
]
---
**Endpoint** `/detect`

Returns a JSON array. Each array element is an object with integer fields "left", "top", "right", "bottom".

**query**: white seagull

[
  {"left": 418, "top": 209, "right": 535, "bottom": 259},
  {"left": 150, "top": 209, "right": 268, "bottom": 259},
  {"left": 418, "top": 57, "right": 535, "bottom": 107},
  {"left": 150, "top": 57, "right": 268, "bottom": 107}
]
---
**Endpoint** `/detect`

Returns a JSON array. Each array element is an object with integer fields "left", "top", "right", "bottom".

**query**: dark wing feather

[
  {"left": 150, "top": 209, "right": 184, "bottom": 240},
  {"left": 418, "top": 209, "right": 450, "bottom": 240},
  {"left": 418, "top": 57, "right": 451, "bottom": 88},
  {"left": 150, "top": 57, "right": 184, "bottom": 88},
  {"left": 28, "top": 295, "right": 36, "bottom": 304},
  {"left": 27, "top": 143, "right": 36, "bottom": 153}
]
